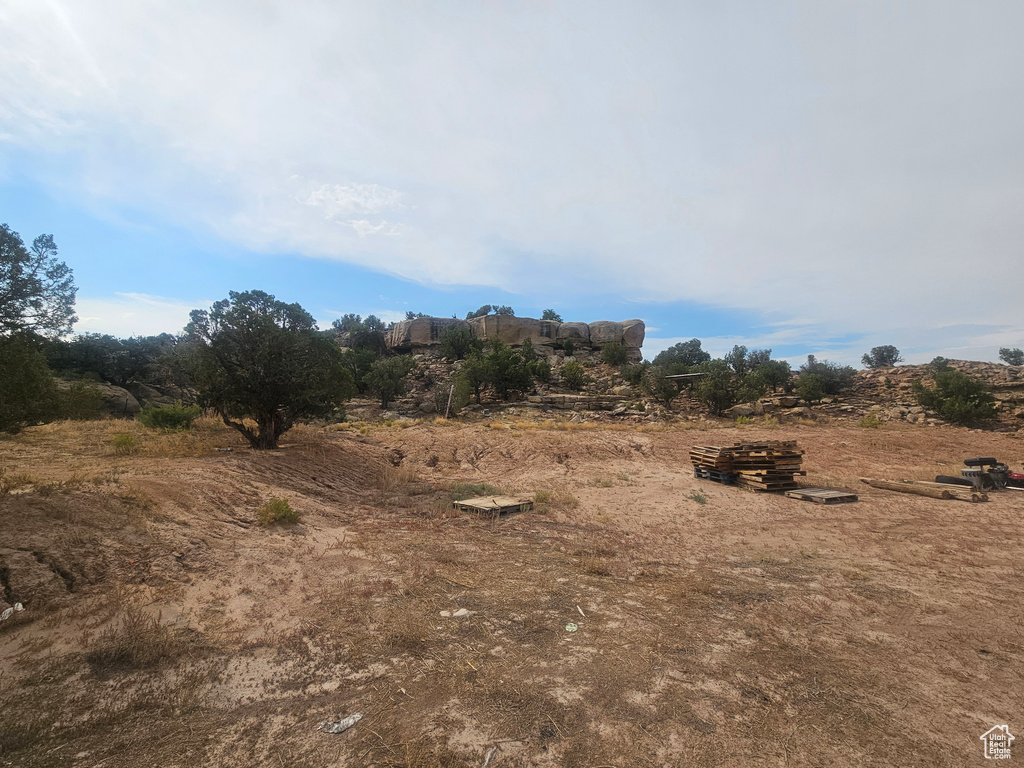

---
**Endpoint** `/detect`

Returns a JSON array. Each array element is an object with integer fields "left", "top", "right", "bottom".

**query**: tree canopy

[
  {"left": 185, "top": 290, "right": 354, "bottom": 449},
  {"left": 0, "top": 224, "right": 77, "bottom": 337},
  {"left": 652, "top": 338, "right": 711, "bottom": 369},
  {"left": 861, "top": 345, "right": 903, "bottom": 368}
]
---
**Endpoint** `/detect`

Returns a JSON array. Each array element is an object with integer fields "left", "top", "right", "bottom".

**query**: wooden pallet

[
  {"left": 453, "top": 496, "right": 534, "bottom": 515},
  {"left": 694, "top": 466, "right": 737, "bottom": 484},
  {"left": 785, "top": 488, "right": 858, "bottom": 504}
]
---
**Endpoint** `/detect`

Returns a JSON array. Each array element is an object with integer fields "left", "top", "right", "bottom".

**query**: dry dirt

[{"left": 1, "top": 415, "right": 1022, "bottom": 767}]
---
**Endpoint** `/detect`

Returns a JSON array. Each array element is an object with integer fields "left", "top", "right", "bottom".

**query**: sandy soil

[{"left": 1, "top": 416, "right": 1022, "bottom": 767}]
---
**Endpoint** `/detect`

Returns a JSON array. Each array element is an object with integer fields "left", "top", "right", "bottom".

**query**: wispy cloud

[
  {"left": 75, "top": 293, "right": 207, "bottom": 337},
  {"left": 3, "top": 1, "right": 1022, "bottom": 359}
]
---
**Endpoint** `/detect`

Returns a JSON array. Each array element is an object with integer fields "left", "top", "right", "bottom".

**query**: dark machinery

[
  {"left": 935, "top": 457, "right": 1021, "bottom": 491},
  {"left": 960, "top": 457, "right": 1009, "bottom": 490}
]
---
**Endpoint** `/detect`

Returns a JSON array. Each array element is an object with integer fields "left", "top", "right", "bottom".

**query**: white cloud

[
  {"left": 74, "top": 293, "right": 205, "bottom": 337},
  {"left": 3, "top": 1, "right": 1023, "bottom": 357}
]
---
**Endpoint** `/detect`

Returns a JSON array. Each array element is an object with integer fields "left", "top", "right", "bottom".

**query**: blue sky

[{"left": 3, "top": 1, "right": 1022, "bottom": 365}]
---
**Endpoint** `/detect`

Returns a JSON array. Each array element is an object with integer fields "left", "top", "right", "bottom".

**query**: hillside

[{"left": 2, "top": 416, "right": 1022, "bottom": 766}]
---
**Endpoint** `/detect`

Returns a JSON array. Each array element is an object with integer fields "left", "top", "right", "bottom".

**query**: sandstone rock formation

[
  {"left": 386, "top": 317, "right": 471, "bottom": 349},
  {"left": 385, "top": 315, "right": 645, "bottom": 359}
]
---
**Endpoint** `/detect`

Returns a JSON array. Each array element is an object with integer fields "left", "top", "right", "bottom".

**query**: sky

[{"left": 2, "top": 0, "right": 1022, "bottom": 365}]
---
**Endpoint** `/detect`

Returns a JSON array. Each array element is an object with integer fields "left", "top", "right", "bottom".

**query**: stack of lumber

[
  {"left": 690, "top": 441, "right": 805, "bottom": 492},
  {"left": 860, "top": 478, "right": 988, "bottom": 503},
  {"left": 730, "top": 441, "right": 805, "bottom": 491},
  {"left": 689, "top": 446, "right": 736, "bottom": 483}
]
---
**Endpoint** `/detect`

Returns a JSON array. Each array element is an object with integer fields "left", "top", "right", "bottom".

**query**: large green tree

[
  {"left": 185, "top": 290, "right": 354, "bottom": 449},
  {"left": 0, "top": 224, "right": 77, "bottom": 337}
]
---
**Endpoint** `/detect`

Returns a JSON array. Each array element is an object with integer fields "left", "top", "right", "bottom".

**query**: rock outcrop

[
  {"left": 385, "top": 315, "right": 645, "bottom": 360},
  {"left": 386, "top": 317, "right": 471, "bottom": 349}
]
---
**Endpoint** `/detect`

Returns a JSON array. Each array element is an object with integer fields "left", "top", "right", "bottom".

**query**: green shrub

[
  {"left": 858, "top": 413, "right": 881, "bottom": 428},
  {"left": 111, "top": 433, "right": 137, "bottom": 455},
  {"left": 519, "top": 338, "right": 537, "bottom": 363},
  {"left": 999, "top": 347, "right": 1024, "bottom": 366},
  {"left": 0, "top": 334, "right": 59, "bottom": 433},
  {"left": 562, "top": 338, "right": 575, "bottom": 356},
  {"left": 57, "top": 382, "right": 105, "bottom": 421},
  {"left": 861, "top": 345, "right": 903, "bottom": 368},
  {"left": 600, "top": 341, "right": 628, "bottom": 366},
  {"left": 795, "top": 373, "right": 825, "bottom": 403},
  {"left": 753, "top": 359, "right": 792, "bottom": 392},
  {"left": 527, "top": 358, "right": 552, "bottom": 383},
  {"left": 433, "top": 376, "right": 472, "bottom": 416},
  {"left": 652, "top": 338, "right": 710, "bottom": 368},
  {"left": 257, "top": 497, "right": 300, "bottom": 525},
  {"left": 561, "top": 359, "right": 589, "bottom": 390},
  {"left": 437, "top": 326, "right": 481, "bottom": 361},
  {"left": 642, "top": 365, "right": 679, "bottom": 408},
  {"left": 457, "top": 352, "right": 491, "bottom": 404},
  {"left": 912, "top": 369, "right": 996, "bottom": 426},
  {"left": 486, "top": 341, "right": 532, "bottom": 400},
  {"left": 364, "top": 355, "right": 416, "bottom": 408},
  {"left": 799, "top": 355, "right": 854, "bottom": 395},
  {"left": 693, "top": 360, "right": 735, "bottom": 415},
  {"left": 621, "top": 362, "right": 649, "bottom": 386},
  {"left": 930, "top": 356, "right": 950, "bottom": 370},
  {"left": 138, "top": 400, "right": 201, "bottom": 431},
  {"left": 736, "top": 370, "right": 771, "bottom": 403}
]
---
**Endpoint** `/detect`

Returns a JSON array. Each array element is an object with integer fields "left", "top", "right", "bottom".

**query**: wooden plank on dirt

[
  {"left": 453, "top": 496, "right": 534, "bottom": 515},
  {"left": 785, "top": 488, "right": 858, "bottom": 504}
]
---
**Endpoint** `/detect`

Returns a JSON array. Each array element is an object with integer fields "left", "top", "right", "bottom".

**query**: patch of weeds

[
  {"left": 257, "top": 497, "right": 301, "bottom": 526},
  {"left": 689, "top": 489, "right": 708, "bottom": 505},
  {"left": 735, "top": 415, "right": 755, "bottom": 425},
  {"left": 378, "top": 464, "right": 418, "bottom": 493},
  {"left": 0, "top": 470, "right": 34, "bottom": 495},
  {"left": 533, "top": 490, "right": 552, "bottom": 514},
  {"left": 448, "top": 482, "right": 504, "bottom": 501},
  {"left": 590, "top": 477, "right": 614, "bottom": 488},
  {"left": 800, "top": 548, "right": 819, "bottom": 559},
  {"left": 138, "top": 401, "right": 201, "bottom": 431},
  {"left": 111, "top": 433, "right": 137, "bottom": 455},
  {"left": 858, "top": 413, "right": 881, "bottom": 428},
  {"left": 85, "top": 608, "right": 187, "bottom": 676},
  {"left": 762, "top": 415, "right": 780, "bottom": 429}
]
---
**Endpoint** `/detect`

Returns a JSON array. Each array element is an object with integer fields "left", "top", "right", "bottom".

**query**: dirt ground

[{"left": 1, "top": 415, "right": 1022, "bottom": 767}]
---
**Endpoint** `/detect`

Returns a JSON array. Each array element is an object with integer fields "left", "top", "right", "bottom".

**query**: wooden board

[
  {"left": 453, "top": 496, "right": 534, "bottom": 515},
  {"left": 785, "top": 488, "right": 858, "bottom": 504}
]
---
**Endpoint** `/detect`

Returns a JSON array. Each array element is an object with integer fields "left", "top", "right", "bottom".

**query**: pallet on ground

[
  {"left": 694, "top": 466, "right": 737, "bottom": 484},
  {"left": 453, "top": 496, "right": 534, "bottom": 515},
  {"left": 785, "top": 488, "right": 859, "bottom": 504}
]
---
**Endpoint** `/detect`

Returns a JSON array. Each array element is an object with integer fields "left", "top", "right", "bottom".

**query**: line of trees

[{"left": 3, "top": 222, "right": 1015, "bottom": 440}]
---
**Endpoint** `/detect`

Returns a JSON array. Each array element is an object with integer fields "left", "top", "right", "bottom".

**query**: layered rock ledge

[{"left": 385, "top": 315, "right": 645, "bottom": 360}]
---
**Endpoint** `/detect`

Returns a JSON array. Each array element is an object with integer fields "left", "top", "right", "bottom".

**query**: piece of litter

[
  {"left": 317, "top": 713, "right": 362, "bottom": 734},
  {"left": 452, "top": 608, "right": 470, "bottom": 618},
  {"left": 576, "top": 605, "right": 586, "bottom": 617},
  {"left": 565, "top": 622, "right": 578, "bottom": 632},
  {"left": 439, "top": 610, "right": 451, "bottom": 617},
  {"left": 1, "top": 603, "right": 24, "bottom": 622},
  {"left": 482, "top": 746, "right": 497, "bottom": 766}
]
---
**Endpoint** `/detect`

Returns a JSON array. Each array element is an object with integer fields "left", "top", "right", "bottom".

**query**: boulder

[
  {"left": 468, "top": 315, "right": 559, "bottom": 346},
  {"left": 387, "top": 317, "right": 471, "bottom": 350},
  {"left": 587, "top": 321, "right": 623, "bottom": 346},
  {"left": 724, "top": 404, "right": 756, "bottom": 418},
  {"left": 57, "top": 379, "right": 140, "bottom": 418},
  {"left": 555, "top": 322, "right": 590, "bottom": 344},
  {"left": 621, "top": 319, "right": 646, "bottom": 349},
  {"left": 93, "top": 382, "right": 141, "bottom": 417},
  {"left": 128, "top": 383, "right": 196, "bottom": 409}
]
